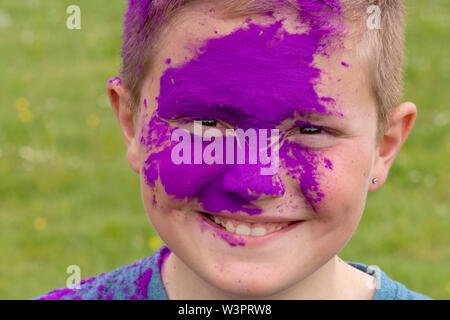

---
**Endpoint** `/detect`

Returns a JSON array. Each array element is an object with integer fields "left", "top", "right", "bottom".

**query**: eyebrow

[
  {"left": 159, "top": 102, "right": 343, "bottom": 127},
  {"left": 160, "top": 103, "right": 251, "bottom": 122},
  {"left": 291, "top": 109, "right": 344, "bottom": 121}
]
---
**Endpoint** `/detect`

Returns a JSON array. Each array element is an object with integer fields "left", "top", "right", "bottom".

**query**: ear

[
  {"left": 107, "top": 78, "right": 140, "bottom": 174},
  {"left": 370, "top": 102, "right": 417, "bottom": 191}
]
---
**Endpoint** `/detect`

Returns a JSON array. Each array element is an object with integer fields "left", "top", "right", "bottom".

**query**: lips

[{"left": 198, "top": 211, "right": 303, "bottom": 237}]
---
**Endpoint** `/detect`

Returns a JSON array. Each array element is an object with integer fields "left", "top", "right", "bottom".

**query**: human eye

[
  {"left": 195, "top": 118, "right": 220, "bottom": 127},
  {"left": 298, "top": 125, "right": 323, "bottom": 135},
  {"left": 287, "top": 122, "right": 338, "bottom": 149},
  {"left": 174, "top": 117, "right": 228, "bottom": 136}
]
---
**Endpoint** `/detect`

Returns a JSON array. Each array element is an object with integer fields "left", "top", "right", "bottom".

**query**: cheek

[
  {"left": 312, "top": 144, "right": 373, "bottom": 230},
  {"left": 139, "top": 118, "right": 287, "bottom": 216},
  {"left": 279, "top": 141, "right": 335, "bottom": 213},
  {"left": 139, "top": 115, "right": 227, "bottom": 211}
]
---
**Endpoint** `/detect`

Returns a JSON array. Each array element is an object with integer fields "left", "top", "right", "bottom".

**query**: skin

[{"left": 107, "top": 2, "right": 417, "bottom": 299}]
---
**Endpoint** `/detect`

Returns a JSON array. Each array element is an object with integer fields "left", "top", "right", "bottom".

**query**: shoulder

[
  {"left": 33, "top": 246, "right": 171, "bottom": 300},
  {"left": 346, "top": 261, "right": 432, "bottom": 300}
]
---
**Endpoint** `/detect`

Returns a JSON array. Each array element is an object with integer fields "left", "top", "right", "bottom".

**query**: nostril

[
  {"left": 222, "top": 165, "right": 285, "bottom": 201},
  {"left": 222, "top": 171, "right": 259, "bottom": 201}
]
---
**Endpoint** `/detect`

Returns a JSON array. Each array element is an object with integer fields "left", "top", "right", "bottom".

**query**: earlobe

[
  {"left": 106, "top": 78, "right": 141, "bottom": 174},
  {"left": 369, "top": 102, "right": 417, "bottom": 191},
  {"left": 126, "top": 139, "right": 141, "bottom": 174}
]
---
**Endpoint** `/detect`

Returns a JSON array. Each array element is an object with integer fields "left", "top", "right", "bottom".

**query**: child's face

[{"left": 136, "top": 5, "right": 380, "bottom": 297}]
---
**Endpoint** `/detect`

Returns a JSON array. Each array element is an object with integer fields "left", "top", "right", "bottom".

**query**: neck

[{"left": 161, "top": 252, "right": 375, "bottom": 300}]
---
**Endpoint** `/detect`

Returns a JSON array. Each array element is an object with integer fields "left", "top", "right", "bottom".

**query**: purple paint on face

[
  {"left": 157, "top": 20, "right": 339, "bottom": 127},
  {"left": 165, "top": 58, "right": 172, "bottom": 64},
  {"left": 324, "top": 158, "right": 333, "bottom": 170},
  {"left": 140, "top": 99, "right": 150, "bottom": 147},
  {"left": 142, "top": 115, "right": 278, "bottom": 215},
  {"left": 341, "top": 61, "right": 349, "bottom": 67},
  {"left": 201, "top": 216, "right": 246, "bottom": 246},
  {"left": 140, "top": 2, "right": 344, "bottom": 245},
  {"left": 218, "top": 229, "right": 246, "bottom": 247}
]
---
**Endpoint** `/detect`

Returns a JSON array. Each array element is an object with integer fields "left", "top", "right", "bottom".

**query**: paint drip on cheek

[{"left": 141, "top": 3, "right": 344, "bottom": 225}]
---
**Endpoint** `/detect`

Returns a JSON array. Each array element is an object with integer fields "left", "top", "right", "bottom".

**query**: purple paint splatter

[
  {"left": 324, "top": 158, "right": 333, "bottom": 170},
  {"left": 138, "top": 1, "right": 345, "bottom": 245},
  {"left": 108, "top": 76, "right": 122, "bottom": 85},
  {"left": 129, "top": 267, "right": 152, "bottom": 300}
]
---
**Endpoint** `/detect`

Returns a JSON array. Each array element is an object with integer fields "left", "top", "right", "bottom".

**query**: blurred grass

[{"left": 0, "top": 0, "right": 448, "bottom": 299}]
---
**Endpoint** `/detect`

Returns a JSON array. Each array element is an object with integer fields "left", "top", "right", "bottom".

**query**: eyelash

[
  {"left": 298, "top": 125, "right": 323, "bottom": 135},
  {"left": 195, "top": 118, "right": 219, "bottom": 127},
  {"left": 179, "top": 118, "right": 336, "bottom": 137}
]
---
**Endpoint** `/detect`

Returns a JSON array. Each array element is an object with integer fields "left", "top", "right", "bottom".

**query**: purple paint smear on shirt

[
  {"left": 138, "top": 1, "right": 344, "bottom": 245},
  {"left": 129, "top": 268, "right": 153, "bottom": 300},
  {"left": 37, "top": 288, "right": 78, "bottom": 300}
]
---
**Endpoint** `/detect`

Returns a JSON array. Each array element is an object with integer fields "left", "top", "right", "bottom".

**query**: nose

[{"left": 222, "top": 164, "right": 285, "bottom": 202}]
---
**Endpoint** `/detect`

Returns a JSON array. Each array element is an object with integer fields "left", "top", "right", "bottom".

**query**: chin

[{"left": 202, "top": 263, "right": 292, "bottom": 299}]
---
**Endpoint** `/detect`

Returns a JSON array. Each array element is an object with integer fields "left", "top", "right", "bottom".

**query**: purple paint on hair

[{"left": 108, "top": 76, "right": 122, "bottom": 85}]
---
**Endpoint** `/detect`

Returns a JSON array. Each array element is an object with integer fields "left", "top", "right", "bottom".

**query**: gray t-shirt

[{"left": 33, "top": 246, "right": 432, "bottom": 300}]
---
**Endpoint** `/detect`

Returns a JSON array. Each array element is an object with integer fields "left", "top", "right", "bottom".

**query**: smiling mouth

[{"left": 199, "top": 212, "right": 300, "bottom": 237}]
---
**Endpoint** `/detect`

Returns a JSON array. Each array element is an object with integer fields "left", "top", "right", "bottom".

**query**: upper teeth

[{"left": 211, "top": 215, "right": 289, "bottom": 237}]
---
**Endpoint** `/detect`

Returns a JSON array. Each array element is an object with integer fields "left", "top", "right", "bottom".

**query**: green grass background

[{"left": 0, "top": 0, "right": 448, "bottom": 299}]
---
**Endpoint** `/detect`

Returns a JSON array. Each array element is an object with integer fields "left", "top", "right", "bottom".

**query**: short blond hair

[{"left": 121, "top": 0, "right": 405, "bottom": 136}]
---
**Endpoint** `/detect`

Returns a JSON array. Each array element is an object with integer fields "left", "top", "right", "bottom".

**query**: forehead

[{"left": 147, "top": 2, "right": 375, "bottom": 125}]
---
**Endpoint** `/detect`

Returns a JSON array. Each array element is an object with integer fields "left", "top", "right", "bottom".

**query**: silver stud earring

[{"left": 372, "top": 178, "right": 378, "bottom": 184}]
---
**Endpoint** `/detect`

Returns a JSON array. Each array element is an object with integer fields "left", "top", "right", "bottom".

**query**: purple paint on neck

[{"left": 158, "top": 246, "right": 172, "bottom": 271}]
